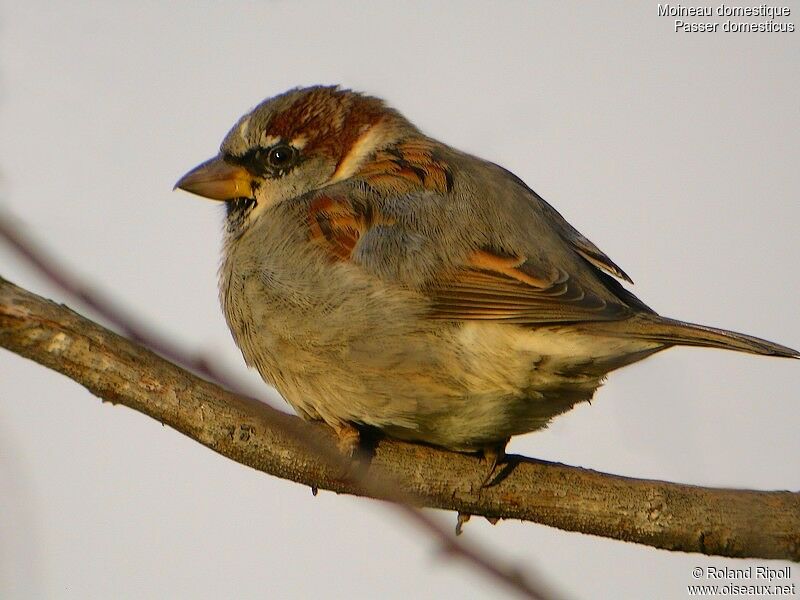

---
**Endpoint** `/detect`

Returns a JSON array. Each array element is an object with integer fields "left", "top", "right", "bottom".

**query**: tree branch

[
  {"left": 0, "top": 216, "right": 554, "bottom": 600},
  {"left": 1, "top": 275, "right": 798, "bottom": 562}
]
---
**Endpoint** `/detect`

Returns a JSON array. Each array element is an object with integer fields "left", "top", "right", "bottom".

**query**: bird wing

[
  {"left": 304, "top": 199, "right": 635, "bottom": 325},
  {"left": 490, "top": 162, "right": 633, "bottom": 284},
  {"left": 424, "top": 249, "right": 632, "bottom": 323},
  {"left": 303, "top": 140, "right": 639, "bottom": 324}
]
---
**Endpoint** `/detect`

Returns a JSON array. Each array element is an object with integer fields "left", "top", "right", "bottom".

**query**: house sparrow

[{"left": 176, "top": 86, "right": 797, "bottom": 460}]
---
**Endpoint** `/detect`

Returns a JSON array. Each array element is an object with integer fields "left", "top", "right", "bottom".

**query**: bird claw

[
  {"left": 455, "top": 512, "right": 471, "bottom": 536},
  {"left": 330, "top": 422, "right": 369, "bottom": 481},
  {"left": 333, "top": 422, "right": 361, "bottom": 458},
  {"left": 477, "top": 439, "right": 509, "bottom": 489}
]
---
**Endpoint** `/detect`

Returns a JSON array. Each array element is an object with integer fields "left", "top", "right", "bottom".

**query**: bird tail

[{"left": 599, "top": 315, "right": 799, "bottom": 358}]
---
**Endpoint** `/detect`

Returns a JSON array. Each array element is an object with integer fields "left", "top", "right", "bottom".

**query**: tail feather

[{"left": 610, "top": 315, "right": 799, "bottom": 358}]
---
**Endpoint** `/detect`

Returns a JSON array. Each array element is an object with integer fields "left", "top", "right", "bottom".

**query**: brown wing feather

[
  {"left": 307, "top": 156, "right": 633, "bottom": 325},
  {"left": 306, "top": 140, "right": 452, "bottom": 261},
  {"left": 429, "top": 249, "right": 632, "bottom": 323},
  {"left": 357, "top": 139, "right": 454, "bottom": 194},
  {"left": 307, "top": 194, "right": 387, "bottom": 261}
]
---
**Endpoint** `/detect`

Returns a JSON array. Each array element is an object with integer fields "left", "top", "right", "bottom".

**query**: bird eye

[{"left": 267, "top": 144, "right": 296, "bottom": 169}]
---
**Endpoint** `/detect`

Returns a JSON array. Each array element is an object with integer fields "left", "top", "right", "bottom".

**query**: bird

[{"left": 175, "top": 85, "right": 797, "bottom": 467}]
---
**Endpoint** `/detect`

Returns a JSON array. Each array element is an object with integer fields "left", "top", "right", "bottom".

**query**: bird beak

[{"left": 174, "top": 156, "right": 253, "bottom": 201}]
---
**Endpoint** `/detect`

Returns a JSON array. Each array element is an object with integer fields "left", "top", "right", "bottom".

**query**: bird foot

[
  {"left": 330, "top": 422, "right": 369, "bottom": 482},
  {"left": 332, "top": 422, "right": 361, "bottom": 458},
  {"left": 455, "top": 512, "right": 471, "bottom": 536},
  {"left": 478, "top": 439, "right": 509, "bottom": 489}
]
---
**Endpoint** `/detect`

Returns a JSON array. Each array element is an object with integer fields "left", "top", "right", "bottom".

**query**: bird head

[{"left": 175, "top": 86, "right": 414, "bottom": 235}]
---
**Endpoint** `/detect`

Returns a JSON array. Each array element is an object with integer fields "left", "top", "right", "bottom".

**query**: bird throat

[{"left": 225, "top": 197, "right": 257, "bottom": 236}]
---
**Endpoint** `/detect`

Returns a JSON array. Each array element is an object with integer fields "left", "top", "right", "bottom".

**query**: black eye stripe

[{"left": 226, "top": 143, "right": 299, "bottom": 177}]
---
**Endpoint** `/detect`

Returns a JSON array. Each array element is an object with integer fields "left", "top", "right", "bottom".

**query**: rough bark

[{"left": 1, "top": 275, "right": 798, "bottom": 562}]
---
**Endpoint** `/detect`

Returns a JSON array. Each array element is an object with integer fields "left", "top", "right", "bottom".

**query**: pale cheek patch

[
  {"left": 250, "top": 197, "right": 275, "bottom": 222},
  {"left": 244, "top": 180, "right": 275, "bottom": 222},
  {"left": 247, "top": 178, "right": 296, "bottom": 222},
  {"left": 331, "top": 122, "right": 387, "bottom": 183}
]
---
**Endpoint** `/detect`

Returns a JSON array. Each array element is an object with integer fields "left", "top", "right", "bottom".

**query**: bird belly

[
  {"left": 219, "top": 228, "right": 660, "bottom": 450},
  {"left": 366, "top": 322, "right": 663, "bottom": 449}
]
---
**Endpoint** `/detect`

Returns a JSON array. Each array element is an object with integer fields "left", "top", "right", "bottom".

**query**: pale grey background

[{"left": 1, "top": 2, "right": 798, "bottom": 599}]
